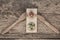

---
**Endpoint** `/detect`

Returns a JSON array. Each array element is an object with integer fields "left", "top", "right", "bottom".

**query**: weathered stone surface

[
  {"left": 0, "top": 39, "right": 59, "bottom": 40},
  {"left": 0, "top": 0, "right": 60, "bottom": 39},
  {"left": 32, "top": 0, "right": 60, "bottom": 14}
]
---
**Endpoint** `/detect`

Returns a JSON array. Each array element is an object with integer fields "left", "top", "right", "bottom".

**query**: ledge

[{"left": 0, "top": 33, "right": 60, "bottom": 39}]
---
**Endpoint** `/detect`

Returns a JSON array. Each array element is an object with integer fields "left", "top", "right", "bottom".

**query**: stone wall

[{"left": 0, "top": 0, "right": 60, "bottom": 40}]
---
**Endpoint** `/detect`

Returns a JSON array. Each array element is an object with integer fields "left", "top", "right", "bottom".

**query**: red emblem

[{"left": 29, "top": 11, "right": 34, "bottom": 17}]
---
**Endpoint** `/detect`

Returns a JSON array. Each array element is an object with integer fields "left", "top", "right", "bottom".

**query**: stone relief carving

[{"left": 0, "top": 0, "right": 60, "bottom": 39}]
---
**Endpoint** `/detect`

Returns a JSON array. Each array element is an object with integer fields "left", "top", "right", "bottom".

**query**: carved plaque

[{"left": 26, "top": 8, "right": 37, "bottom": 33}]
